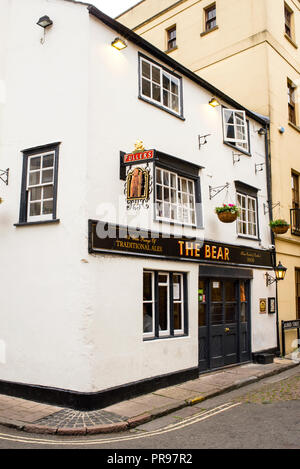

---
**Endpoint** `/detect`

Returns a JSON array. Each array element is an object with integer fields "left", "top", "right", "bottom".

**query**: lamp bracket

[
  {"left": 265, "top": 272, "right": 277, "bottom": 286},
  {"left": 255, "top": 163, "right": 265, "bottom": 174},
  {"left": 198, "top": 134, "right": 211, "bottom": 150},
  {"left": 232, "top": 152, "right": 242, "bottom": 165},
  {"left": 209, "top": 182, "right": 230, "bottom": 200},
  {"left": 263, "top": 201, "right": 280, "bottom": 215},
  {"left": 0, "top": 168, "right": 9, "bottom": 185}
]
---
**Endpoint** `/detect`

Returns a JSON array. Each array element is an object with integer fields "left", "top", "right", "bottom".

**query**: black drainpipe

[{"left": 264, "top": 124, "right": 280, "bottom": 355}]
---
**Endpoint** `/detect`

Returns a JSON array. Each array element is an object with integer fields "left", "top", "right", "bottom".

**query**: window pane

[
  {"left": 163, "top": 89, "right": 169, "bottom": 107},
  {"left": 171, "top": 77, "right": 178, "bottom": 95},
  {"left": 42, "top": 154, "right": 54, "bottom": 168},
  {"left": 42, "top": 169, "right": 53, "bottom": 183},
  {"left": 30, "top": 157, "right": 41, "bottom": 170},
  {"left": 30, "top": 202, "right": 41, "bottom": 216},
  {"left": 163, "top": 73, "right": 170, "bottom": 90},
  {"left": 173, "top": 303, "right": 182, "bottom": 330},
  {"left": 143, "top": 303, "right": 153, "bottom": 333},
  {"left": 159, "top": 274, "right": 168, "bottom": 284},
  {"left": 211, "top": 281, "right": 222, "bottom": 301},
  {"left": 173, "top": 275, "right": 182, "bottom": 300},
  {"left": 156, "top": 168, "right": 162, "bottom": 184},
  {"left": 241, "top": 303, "right": 247, "bottom": 322},
  {"left": 29, "top": 172, "right": 40, "bottom": 186},
  {"left": 159, "top": 285, "right": 168, "bottom": 331},
  {"left": 225, "top": 304, "right": 236, "bottom": 323},
  {"left": 143, "top": 272, "right": 153, "bottom": 301},
  {"left": 142, "top": 60, "right": 150, "bottom": 79},
  {"left": 163, "top": 171, "right": 169, "bottom": 185},
  {"left": 211, "top": 304, "right": 223, "bottom": 324},
  {"left": 152, "top": 83, "right": 161, "bottom": 102},
  {"left": 156, "top": 185, "right": 162, "bottom": 200},
  {"left": 198, "top": 304, "right": 206, "bottom": 327},
  {"left": 142, "top": 78, "right": 151, "bottom": 97},
  {"left": 42, "top": 200, "right": 53, "bottom": 214},
  {"left": 171, "top": 94, "right": 179, "bottom": 112},
  {"left": 225, "top": 281, "right": 235, "bottom": 302},
  {"left": 152, "top": 66, "right": 161, "bottom": 84},
  {"left": 43, "top": 185, "right": 53, "bottom": 199},
  {"left": 164, "top": 187, "right": 170, "bottom": 201},
  {"left": 30, "top": 187, "right": 42, "bottom": 201}
]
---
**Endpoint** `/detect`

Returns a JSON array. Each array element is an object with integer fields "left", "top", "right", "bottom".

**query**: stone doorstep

[{"left": 0, "top": 361, "right": 298, "bottom": 436}]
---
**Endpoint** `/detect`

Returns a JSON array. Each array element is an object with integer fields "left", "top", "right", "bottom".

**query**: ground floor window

[{"left": 143, "top": 270, "right": 188, "bottom": 339}]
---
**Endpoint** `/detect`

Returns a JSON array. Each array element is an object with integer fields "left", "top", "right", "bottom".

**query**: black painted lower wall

[{"left": 0, "top": 367, "right": 199, "bottom": 411}]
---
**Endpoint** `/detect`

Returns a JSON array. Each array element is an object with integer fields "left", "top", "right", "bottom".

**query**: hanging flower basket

[
  {"left": 269, "top": 219, "right": 290, "bottom": 234},
  {"left": 215, "top": 204, "right": 240, "bottom": 223}
]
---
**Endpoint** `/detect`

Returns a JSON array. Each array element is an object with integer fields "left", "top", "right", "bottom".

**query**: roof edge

[{"left": 88, "top": 5, "right": 269, "bottom": 126}]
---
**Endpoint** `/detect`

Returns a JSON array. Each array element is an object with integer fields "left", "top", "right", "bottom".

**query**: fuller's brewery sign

[{"left": 89, "top": 221, "right": 273, "bottom": 268}]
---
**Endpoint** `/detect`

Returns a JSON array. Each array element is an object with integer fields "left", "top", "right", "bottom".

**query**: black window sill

[
  {"left": 224, "top": 141, "right": 251, "bottom": 157},
  {"left": 138, "top": 95, "right": 185, "bottom": 121},
  {"left": 288, "top": 121, "right": 300, "bottom": 133},
  {"left": 14, "top": 219, "right": 60, "bottom": 227},
  {"left": 200, "top": 25, "right": 219, "bottom": 37},
  {"left": 284, "top": 33, "right": 298, "bottom": 49},
  {"left": 164, "top": 45, "right": 178, "bottom": 54}
]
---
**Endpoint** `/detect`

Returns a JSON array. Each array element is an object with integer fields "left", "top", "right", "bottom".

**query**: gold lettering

[
  {"left": 205, "top": 245, "right": 211, "bottom": 258},
  {"left": 178, "top": 241, "right": 185, "bottom": 256},
  {"left": 211, "top": 246, "right": 217, "bottom": 259},
  {"left": 217, "top": 247, "right": 223, "bottom": 260},
  {"left": 194, "top": 243, "right": 201, "bottom": 257},
  {"left": 224, "top": 248, "right": 230, "bottom": 261},
  {"left": 185, "top": 242, "right": 194, "bottom": 257}
]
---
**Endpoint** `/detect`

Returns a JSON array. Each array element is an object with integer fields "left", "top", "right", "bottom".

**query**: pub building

[{"left": 0, "top": 0, "right": 278, "bottom": 410}]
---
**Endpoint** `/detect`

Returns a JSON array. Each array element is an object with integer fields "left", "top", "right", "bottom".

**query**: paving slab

[{"left": 0, "top": 359, "right": 297, "bottom": 435}]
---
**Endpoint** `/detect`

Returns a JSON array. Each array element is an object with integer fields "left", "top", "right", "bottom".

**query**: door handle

[{"left": 225, "top": 328, "right": 230, "bottom": 332}]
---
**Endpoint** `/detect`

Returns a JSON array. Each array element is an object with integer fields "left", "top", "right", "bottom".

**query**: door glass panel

[
  {"left": 225, "top": 281, "right": 235, "bottom": 302},
  {"left": 241, "top": 303, "right": 247, "bottom": 322},
  {"left": 240, "top": 281, "right": 246, "bottom": 302},
  {"left": 211, "top": 304, "right": 223, "bottom": 324},
  {"left": 198, "top": 304, "right": 206, "bottom": 326},
  {"left": 211, "top": 281, "right": 222, "bottom": 302},
  {"left": 225, "top": 304, "right": 236, "bottom": 323}
]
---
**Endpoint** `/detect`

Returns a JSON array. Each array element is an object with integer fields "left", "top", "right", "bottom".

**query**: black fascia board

[{"left": 88, "top": 4, "right": 269, "bottom": 127}]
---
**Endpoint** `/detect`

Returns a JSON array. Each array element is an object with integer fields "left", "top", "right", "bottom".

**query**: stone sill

[
  {"left": 288, "top": 121, "right": 300, "bottom": 133},
  {"left": 284, "top": 33, "right": 298, "bottom": 49},
  {"left": 200, "top": 25, "right": 219, "bottom": 37}
]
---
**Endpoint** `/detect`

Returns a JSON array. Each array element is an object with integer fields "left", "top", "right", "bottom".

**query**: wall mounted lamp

[
  {"left": 111, "top": 37, "right": 127, "bottom": 50},
  {"left": 256, "top": 127, "right": 267, "bottom": 136},
  {"left": 265, "top": 261, "right": 287, "bottom": 286},
  {"left": 209, "top": 97, "right": 220, "bottom": 107},
  {"left": 37, "top": 15, "right": 53, "bottom": 44}
]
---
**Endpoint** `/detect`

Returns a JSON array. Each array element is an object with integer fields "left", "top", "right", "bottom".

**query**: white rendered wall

[
  {"left": 0, "top": 0, "right": 277, "bottom": 394},
  {"left": 0, "top": 0, "right": 93, "bottom": 391}
]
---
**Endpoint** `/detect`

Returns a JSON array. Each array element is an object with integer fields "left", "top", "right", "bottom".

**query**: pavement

[{"left": 0, "top": 357, "right": 298, "bottom": 436}]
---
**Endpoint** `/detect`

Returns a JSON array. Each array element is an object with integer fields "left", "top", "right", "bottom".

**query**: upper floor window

[
  {"left": 237, "top": 193, "right": 258, "bottom": 238},
  {"left": 204, "top": 3, "right": 217, "bottom": 32},
  {"left": 288, "top": 79, "right": 297, "bottom": 125},
  {"left": 155, "top": 167, "right": 196, "bottom": 225},
  {"left": 17, "top": 142, "right": 60, "bottom": 225},
  {"left": 285, "top": 3, "right": 294, "bottom": 39},
  {"left": 222, "top": 108, "right": 249, "bottom": 153},
  {"left": 292, "top": 171, "right": 299, "bottom": 208},
  {"left": 139, "top": 55, "right": 182, "bottom": 117},
  {"left": 166, "top": 25, "right": 177, "bottom": 51}
]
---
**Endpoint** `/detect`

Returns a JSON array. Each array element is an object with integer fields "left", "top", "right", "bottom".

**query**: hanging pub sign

[
  {"left": 89, "top": 220, "right": 273, "bottom": 268},
  {"left": 123, "top": 149, "right": 155, "bottom": 165},
  {"left": 124, "top": 166, "right": 151, "bottom": 210}
]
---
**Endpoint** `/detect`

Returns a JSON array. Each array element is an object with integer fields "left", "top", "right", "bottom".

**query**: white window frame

[
  {"left": 143, "top": 271, "right": 155, "bottom": 338},
  {"left": 143, "top": 271, "right": 187, "bottom": 339},
  {"left": 237, "top": 192, "right": 258, "bottom": 238},
  {"left": 222, "top": 108, "right": 249, "bottom": 153},
  {"left": 173, "top": 273, "right": 184, "bottom": 336},
  {"left": 155, "top": 168, "right": 196, "bottom": 226},
  {"left": 140, "top": 56, "right": 181, "bottom": 116},
  {"left": 26, "top": 151, "right": 55, "bottom": 222},
  {"left": 158, "top": 272, "right": 170, "bottom": 337}
]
